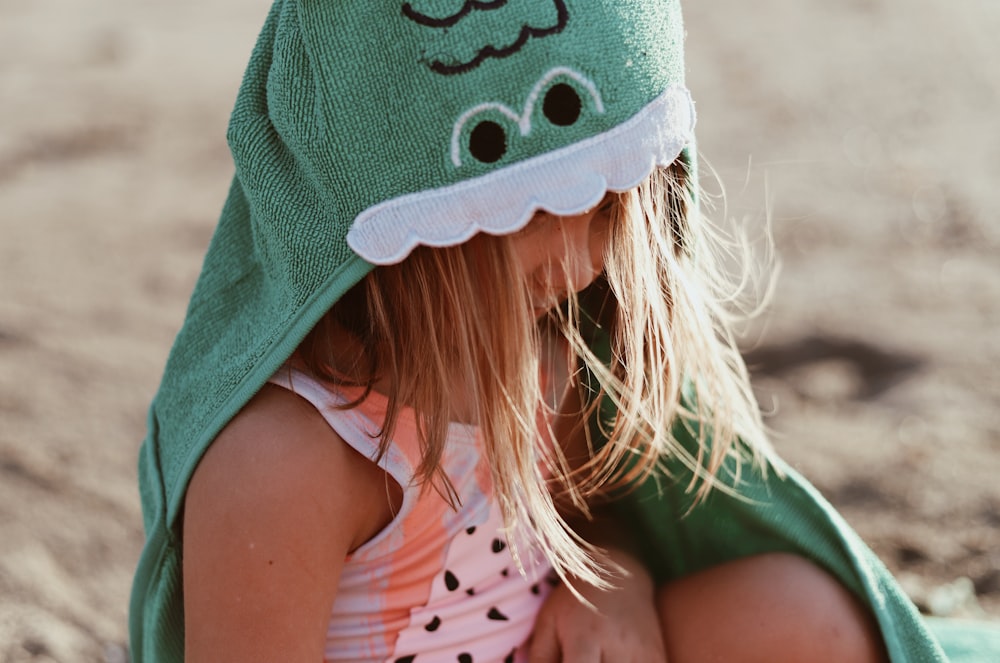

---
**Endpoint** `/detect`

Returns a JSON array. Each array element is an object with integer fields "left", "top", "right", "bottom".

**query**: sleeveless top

[{"left": 269, "top": 367, "right": 555, "bottom": 663}]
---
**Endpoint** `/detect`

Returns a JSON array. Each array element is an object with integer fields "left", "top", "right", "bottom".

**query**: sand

[{"left": 1, "top": 0, "right": 998, "bottom": 660}]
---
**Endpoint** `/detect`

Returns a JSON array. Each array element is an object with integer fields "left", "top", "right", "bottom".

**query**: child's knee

[{"left": 656, "top": 552, "right": 887, "bottom": 663}]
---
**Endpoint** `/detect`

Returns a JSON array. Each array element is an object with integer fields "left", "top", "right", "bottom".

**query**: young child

[{"left": 129, "top": 1, "right": 954, "bottom": 661}]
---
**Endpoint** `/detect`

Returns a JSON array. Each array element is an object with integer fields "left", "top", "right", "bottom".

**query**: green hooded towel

[{"left": 128, "top": 1, "right": 999, "bottom": 660}]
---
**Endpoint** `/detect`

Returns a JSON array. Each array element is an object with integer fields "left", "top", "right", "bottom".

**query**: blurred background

[{"left": 1, "top": 0, "right": 998, "bottom": 660}]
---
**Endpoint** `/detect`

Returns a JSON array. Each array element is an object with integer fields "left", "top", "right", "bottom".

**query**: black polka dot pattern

[
  {"left": 385, "top": 507, "right": 552, "bottom": 663},
  {"left": 487, "top": 607, "right": 509, "bottom": 621}
]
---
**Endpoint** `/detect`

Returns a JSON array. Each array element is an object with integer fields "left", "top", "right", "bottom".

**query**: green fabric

[
  {"left": 926, "top": 619, "right": 1000, "bottom": 663},
  {"left": 130, "top": 1, "right": 696, "bottom": 660}
]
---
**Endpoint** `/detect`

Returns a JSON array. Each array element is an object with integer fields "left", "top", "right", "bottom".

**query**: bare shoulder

[
  {"left": 182, "top": 384, "right": 396, "bottom": 661},
  {"left": 187, "top": 383, "right": 393, "bottom": 552}
]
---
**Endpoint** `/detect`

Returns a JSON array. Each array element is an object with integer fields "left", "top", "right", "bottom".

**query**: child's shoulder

[
  {"left": 181, "top": 385, "right": 401, "bottom": 658},
  {"left": 186, "top": 384, "right": 398, "bottom": 553}
]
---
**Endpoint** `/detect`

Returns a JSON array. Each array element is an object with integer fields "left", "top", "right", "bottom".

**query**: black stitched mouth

[{"left": 406, "top": 0, "right": 569, "bottom": 76}]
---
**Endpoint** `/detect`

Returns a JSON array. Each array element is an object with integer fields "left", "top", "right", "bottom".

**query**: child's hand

[{"left": 526, "top": 549, "right": 668, "bottom": 663}]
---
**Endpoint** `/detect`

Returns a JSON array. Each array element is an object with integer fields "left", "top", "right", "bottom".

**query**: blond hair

[{"left": 299, "top": 160, "right": 771, "bottom": 589}]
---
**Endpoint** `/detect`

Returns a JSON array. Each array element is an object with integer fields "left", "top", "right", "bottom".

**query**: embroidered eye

[
  {"left": 542, "top": 82, "right": 582, "bottom": 126},
  {"left": 468, "top": 120, "right": 507, "bottom": 163}
]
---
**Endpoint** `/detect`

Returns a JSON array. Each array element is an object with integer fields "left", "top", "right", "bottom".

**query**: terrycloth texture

[
  {"left": 926, "top": 619, "right": 1000, "bottom": 663},
  {"left": 129, "top": 1, "right": 695, "bottom": 660}
]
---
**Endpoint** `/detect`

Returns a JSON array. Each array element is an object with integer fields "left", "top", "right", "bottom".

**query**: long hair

[{"left": 298, "top": 159, "right": 771, "bottom": 588}]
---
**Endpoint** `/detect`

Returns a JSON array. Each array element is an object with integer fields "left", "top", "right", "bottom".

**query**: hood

[{"left": 140, "top": 0, "right": 696, "bottom": 533}]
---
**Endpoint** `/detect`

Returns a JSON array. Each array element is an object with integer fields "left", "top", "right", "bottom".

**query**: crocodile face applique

[{"left": 261, "top": 1, "right": 694, "bottom": 265}]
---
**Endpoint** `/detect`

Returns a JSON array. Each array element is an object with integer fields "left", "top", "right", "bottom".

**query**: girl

[{"left": 129, "top": 1, "right": 951, "bottom": 661}]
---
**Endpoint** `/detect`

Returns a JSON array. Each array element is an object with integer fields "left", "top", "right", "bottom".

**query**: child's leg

[{"left": 656, "top": 553, "right": 888, "bottom": 663}]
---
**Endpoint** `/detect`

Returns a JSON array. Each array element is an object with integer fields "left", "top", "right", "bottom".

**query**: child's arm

[
  {"left": 182, "top": 384, "right": 398, "bottom": 662},
  {"left": 528, "top": 516, "right": 669, "bottom": 663},
  {"left": 529, "top": 361, "right": 670, "bottom": 662}
]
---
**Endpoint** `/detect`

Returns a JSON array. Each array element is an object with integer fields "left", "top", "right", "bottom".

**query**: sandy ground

[{"left": 1, "top": 0, "right": 998, "bottom": 660}]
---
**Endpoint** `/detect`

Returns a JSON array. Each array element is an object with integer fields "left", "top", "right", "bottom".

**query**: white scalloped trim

[{"left": 347, "top": 85, "right": 695, "bottom": 265}]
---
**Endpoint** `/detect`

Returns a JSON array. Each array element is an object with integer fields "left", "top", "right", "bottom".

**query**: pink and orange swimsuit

[{"left": 270, "top": 368, "right": 555, "bottom": 663}]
